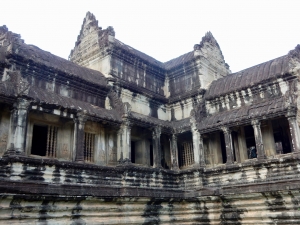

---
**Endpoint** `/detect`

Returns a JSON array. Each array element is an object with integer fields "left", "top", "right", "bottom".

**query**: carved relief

[
  {"left": 61, "top": 143, "right": 69, "bottom": 159},
  {"left": 0, "top": 133, "right": 8, "bottom": 154}
]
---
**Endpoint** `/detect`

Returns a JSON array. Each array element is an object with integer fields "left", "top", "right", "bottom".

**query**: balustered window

[
  {"left": 84, "top": 132, "right": 95, "bottom": 162},
  {"left": 179, "top": 141, "right": 194, "bottom": 167},
  {"left": 31, "top": 124, "right": 58, "bottom": 157}
]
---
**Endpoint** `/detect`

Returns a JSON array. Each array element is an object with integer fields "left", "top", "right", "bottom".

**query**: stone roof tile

[
  {"left": 205, "top": 56, "right": 289, "bottom": 100},
  {"left": 164, "top": 51, "right": 194, "bottom": 70},
  {"left": 28, "top": 86, "right": 121, "bottom": 122},
  {"left": 114, "top": 39, "right": 164, "bottom": 68},
  {"left": 198, "top": 97, "right": 286, "bottom": 132},
  {"left": 12, "top": 43, "right": 108, "bottom": 87}
]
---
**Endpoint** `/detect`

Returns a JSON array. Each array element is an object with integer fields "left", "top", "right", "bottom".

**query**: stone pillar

[
  {"left": 191, "top": 127, "right": 200, "bottom": 167},
  {"left": 118, "top": 119, "right": 131, "bottom": 162},
  {"left": 251, "top": 119, "right": 266, "bottom": 159},
  {"left": 170, "top": 133, "right": 179, "bottom": 170},
  {"left": 221, "top": 127, "right": 234, "bottom": 164},
  {"left": 191, "top": 127, "right": 205, "bottom": 167},
  {"left": 74, "top": 113, "right": 87, "bottom": 162},
  {"left": 152, "top": 126, "right": 162, "bottom": 168},
  {"left": 199, "top": 134, "right": 206, "bottom": 167},
  {"left": 7, "top": 98, "right": 30, "bottom": 155},
  {"left": 190, "top": 115, "right": 206, "bottom": 167},
  {"left": 286, "top": 109, "right": 300, "bottom": 152}
]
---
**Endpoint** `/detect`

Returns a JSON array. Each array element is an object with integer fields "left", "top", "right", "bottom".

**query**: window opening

[
  {"left": 131, "top": 141, "right": 136, "bottom": 163},
  {"left": 244, "top": 125, "right": 256, "bottom": 159},
  {"left": 220, "top": 133, "right": 227, "bottom": 163},
  {"left": 161, "top": 144, "right": 169, "bottom": 169},
  {"left": 231, "top": 131, "right": 238, "bottom": 162},
  {"left": 272, "top": 119, "right": 291, "bottom": 154},
  {"left": 150, "top": 144, "right": 153, "bottom": 166},
  {"left": 31, "top": 124, "right": 57, "bottom": 157},
  {"left": 84, "top": 132, "right": 95, "bottom": 162},
  {"left": 179, "top": 141, "right": 194, "bottom": 167}
]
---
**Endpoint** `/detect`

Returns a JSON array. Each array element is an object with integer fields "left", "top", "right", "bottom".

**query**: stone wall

[{"left": 1, "top": 153, "right": 300, "bottom": 224}]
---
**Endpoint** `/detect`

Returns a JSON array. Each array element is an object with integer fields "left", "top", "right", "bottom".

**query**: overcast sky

[{"left": 1, "top": 0, "right": 300, "bottom": 72}]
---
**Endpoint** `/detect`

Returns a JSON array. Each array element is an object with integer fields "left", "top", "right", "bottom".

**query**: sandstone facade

[{"left": 0, "top": 12, "right": 300, "bottom": 224}]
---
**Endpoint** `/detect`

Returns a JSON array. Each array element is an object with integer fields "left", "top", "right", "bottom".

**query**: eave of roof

[
  {"left": 164, "top": 51, "right": 194, "bottom": 70},
  {"left": 28, "top": 86, "right": 121, "bottom": 122},
  {"left": 11, "top": 42, "right": 108, "bottom": 88},
  {"left": 205, "top": 55, "right": 290, "bottom": 100},
  {"left": 114, "top": 39, "right": 165, "bottom": 68},
  {"left": 198, "top": 96, "right": 287, "bottom": 133}
]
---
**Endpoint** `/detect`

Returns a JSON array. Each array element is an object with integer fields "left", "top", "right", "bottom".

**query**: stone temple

[{"left": 0, "top": 11, "right": 300, "bottom": 224}]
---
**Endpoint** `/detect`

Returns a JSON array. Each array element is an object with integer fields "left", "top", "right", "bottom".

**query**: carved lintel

[
  {"left": 123, "top": 102, "right": 131, "bottom": 118},
  {"left": 221, "top": 126, "right": 231, "bottom": 134},
  {"left": 121, "top": 118, "right": 131, "bottom": 130},
  {"left": 16, "top": 98, "right": 31, "bottom": 110},
  {"left": 152, "top": 126, "right": 162, "bottom": 138},
  {"left": 251, "top": 119, "right": 260, "bottom": 127},
  {"left": 286, "top": 106, "right": 297, "bottom": 119}
]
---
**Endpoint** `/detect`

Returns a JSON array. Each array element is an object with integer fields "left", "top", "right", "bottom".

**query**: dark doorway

[
  {"left": 231, "top": 131, "right": 238, "bottom": 162},
  {"left": 31, "top": 125, "right": 48, "bottom": 156},
  {"left": 220, "top": 133, "right": 227, "bottom": 163},
  {"left": 244, "top": 125, "right": 256, "bottom": 159},
  {"left": 272, "top": 119, "right": 291, "bottom": 154},
  {"left": 131, "top": 141, "right": 136, "bottom": 163},
  {"left": 150, "top": 144, "right": 153, "bottom": 166}
]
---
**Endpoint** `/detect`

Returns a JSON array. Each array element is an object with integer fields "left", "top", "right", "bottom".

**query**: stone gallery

[{"left": 0, "top": 12, "right": 300, "bottom": 224}]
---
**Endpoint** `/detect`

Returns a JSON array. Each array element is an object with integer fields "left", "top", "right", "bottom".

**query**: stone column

[
  {"left": 152, "top": 126, "right": 162, "bottom": 168},
  {"left": 7, "top": 98, "right": 30, "bottom": 155},
  {"left": 190, "top": 115, "right": 206, "bottom": 167},
  {"left": 191, "top": 127, "right": 200, "bottom": 167},
  {"left": 191, "top": 127, "right": 206, "bottom": 167},
  {"left": 221, "top": 127, "right": 234, "bottom": 164},
  {"left": 286, "top": 109, "right": 300, "bottom": 152},
  {"left": 118, "top": 119, "right": 131, "bottom": 162},
  {"left": 74, "top": 113, "right": 87, "bottom": 162},
  {"left": 170, "top": 133, "right": 179, "bottom": 170},
  {"left": 199, "top": 134, "right": 206, "bottom": 167},
  {"left": 251, "top": 119, "right": 266, "bottom": 159}
]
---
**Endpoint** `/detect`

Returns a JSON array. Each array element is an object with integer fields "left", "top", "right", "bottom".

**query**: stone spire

[
  {"left": 75, "top": 11, "right": 102, "bottom": 46},
  {"left": 194, "top": 31, "right": 230, "bottom": 73}
]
